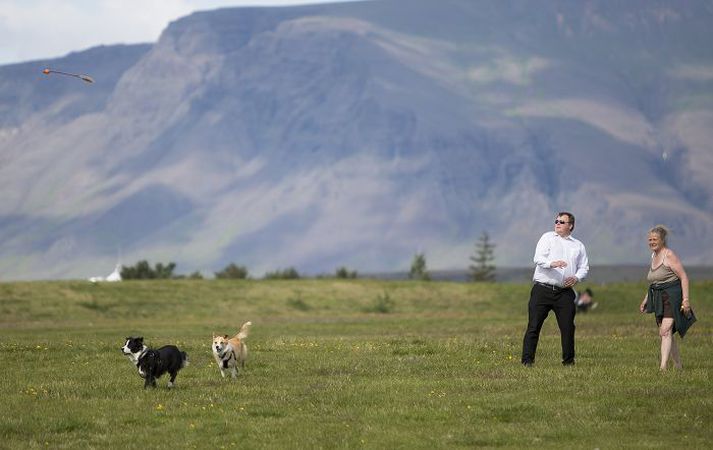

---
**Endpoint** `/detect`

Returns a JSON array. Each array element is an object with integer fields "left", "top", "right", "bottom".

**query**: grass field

[{"left": 1, "top": 279, "right": 711, "bottom": 449}]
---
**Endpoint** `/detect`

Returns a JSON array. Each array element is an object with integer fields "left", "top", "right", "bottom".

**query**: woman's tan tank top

[{"left": 647, "top": 250, "right": 678, "bottom": 284}]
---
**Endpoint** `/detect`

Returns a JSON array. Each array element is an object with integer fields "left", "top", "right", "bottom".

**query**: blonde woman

[{"left": 639, "top": 225, "right": 695, "bottom": 370}]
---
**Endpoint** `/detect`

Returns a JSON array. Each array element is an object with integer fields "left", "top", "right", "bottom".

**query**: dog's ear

[
  {"left": 138, "top": 337, "right": 144, "bottom": 343},
  {"left": 224, "top": 335, "right": 229, "bottom": 339}
]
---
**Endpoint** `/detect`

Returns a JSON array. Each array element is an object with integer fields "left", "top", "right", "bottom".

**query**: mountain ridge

[{"left": 1, "top": 0, "right": 712, "bottom": 280}]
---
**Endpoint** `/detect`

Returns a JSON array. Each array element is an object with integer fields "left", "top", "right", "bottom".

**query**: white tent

[
  {"left": 106, "top": 264, "right": 122, "bottom": 281},
  {"left": 89, "top": 264, "right": 122, "bottom": 283}
]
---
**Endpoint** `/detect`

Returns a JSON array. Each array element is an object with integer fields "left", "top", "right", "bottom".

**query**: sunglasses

[{"left": 554, "top": 220, "right": 570, "bottom": 225}]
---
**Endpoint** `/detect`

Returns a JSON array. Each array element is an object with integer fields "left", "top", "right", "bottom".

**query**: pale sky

[{"left": 0, "top": 0, "right": 362, "bottom": 65}]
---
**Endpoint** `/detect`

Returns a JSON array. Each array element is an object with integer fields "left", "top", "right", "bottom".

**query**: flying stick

[{"left": 42, "top": 68, "right": 94, "bottom": 83}]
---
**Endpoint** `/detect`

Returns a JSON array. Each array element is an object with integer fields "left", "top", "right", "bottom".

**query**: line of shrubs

[
  {"left": 119, "top": 260, "right": 358, "bottom": 280},
  {"left": 118, "top": 234, "right": 495, "bottom": 282}
]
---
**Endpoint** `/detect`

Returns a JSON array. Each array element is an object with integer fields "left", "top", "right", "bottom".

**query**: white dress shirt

[{"left": 532, "top": 231, "right": 589, "bottom": 287}]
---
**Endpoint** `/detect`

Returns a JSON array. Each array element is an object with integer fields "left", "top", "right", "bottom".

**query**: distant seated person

[{"left": 575, "top": 288, "right": 598, "bottom": 312}]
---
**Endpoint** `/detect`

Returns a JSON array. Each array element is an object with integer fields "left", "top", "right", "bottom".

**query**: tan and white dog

[{"left": 212, "top": 321, "right": 251, "bottom": 379}]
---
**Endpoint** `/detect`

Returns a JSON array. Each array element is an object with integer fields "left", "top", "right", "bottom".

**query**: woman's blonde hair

[{"left": 648, "top": 224, "right": 669, "bottom": 246}]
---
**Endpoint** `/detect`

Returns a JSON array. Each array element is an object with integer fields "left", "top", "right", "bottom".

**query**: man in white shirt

[{"left": 521, "top": 212, "right": 589, "bottom": 366}]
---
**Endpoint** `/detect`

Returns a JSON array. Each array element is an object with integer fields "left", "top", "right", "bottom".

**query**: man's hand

[
  {"left": 563, "top": 276, "right": 578, "bottom": 288},
  {"left": 550, "top": 260, "right": 568, "bottom": 268}
]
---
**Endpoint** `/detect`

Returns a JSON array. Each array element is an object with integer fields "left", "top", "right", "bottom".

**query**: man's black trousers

[{"left": 521, "top": 283, "right": 576, "bottom": 365}]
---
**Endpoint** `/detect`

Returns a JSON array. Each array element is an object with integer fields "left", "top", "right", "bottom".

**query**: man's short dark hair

[{"left": 557, "top": 211, "right": 575, "bottom": 231}]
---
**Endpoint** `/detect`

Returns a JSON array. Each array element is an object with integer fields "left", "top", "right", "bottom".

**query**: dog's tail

[
  {"left": 181, "top": 351, "right": 189, "bottom": 368},
  {"left": 235, "top": 321, "right": 252, "bottom": 340}
]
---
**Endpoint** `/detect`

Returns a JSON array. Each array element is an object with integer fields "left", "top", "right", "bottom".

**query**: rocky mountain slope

[{"left": 1, "top": 0, "right": 712, "bottom": 279}]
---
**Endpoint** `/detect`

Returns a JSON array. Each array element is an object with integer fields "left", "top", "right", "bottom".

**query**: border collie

[{"left": 121, "top": 337, "right": 188, "bottom": 388}]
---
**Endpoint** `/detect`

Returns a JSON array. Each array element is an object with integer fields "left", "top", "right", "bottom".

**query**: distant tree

[
  {"left": 154, "top": 262, "right": 176, "bottom": 279},
  {"left": 121, "top": 260, "right": 149, "bottom": 279},
  {"left": 409, "top": 252, "right": 430, "bottom": 281},
  {"left": 469, "top": 231, "right": 496, "bottom": 282},
  {"left": 264, "top": 267, "right": 300, "bottom": 280},
  {"left": 335, "top": 266, "right": 358, "bottom": 279},
  {"left": 188, "top": 271, "right": 204, "bottom": 280},
  {"left": 214, "top": 263, "right": 249, "bottom": 279},
  {"left": 121, "top": 260, "right": 176, "bottom": 279}
]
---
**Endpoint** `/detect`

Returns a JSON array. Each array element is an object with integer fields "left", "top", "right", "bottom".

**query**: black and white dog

[{"left": 121, "top": 337, "right": 189, "bottom": 389}]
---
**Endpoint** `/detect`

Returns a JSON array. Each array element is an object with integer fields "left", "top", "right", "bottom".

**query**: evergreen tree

[
  {"left": 409, "top": 252, "right": 430, "bottom": 281},
  {"left": 469, "top": 232, "right": 496, "bottom": 282}
]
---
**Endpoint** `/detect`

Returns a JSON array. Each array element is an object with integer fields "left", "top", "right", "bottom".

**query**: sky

[{"left": 0, "top": 0, "right": 361, "bottom": 65}]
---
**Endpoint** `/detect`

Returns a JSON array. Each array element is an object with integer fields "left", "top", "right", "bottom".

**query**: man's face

[{"left": 554, "top": 215, "right": 572, "bottom": 236}]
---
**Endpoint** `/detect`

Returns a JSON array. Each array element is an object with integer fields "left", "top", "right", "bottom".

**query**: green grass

[{"left": 1, "top": 279, "right": 711, "bottom": 448}]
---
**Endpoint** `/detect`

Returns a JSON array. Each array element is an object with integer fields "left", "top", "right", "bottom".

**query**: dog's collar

[
  {"left": 217, "top": 345, "right": 229, "bottom": 359},
  {"left": 219, "top": 348, "right": 235, "bottom": 361}
]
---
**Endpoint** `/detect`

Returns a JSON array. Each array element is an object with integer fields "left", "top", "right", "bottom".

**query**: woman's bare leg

[{"left": 659, "top": 318, "right": 674, "bottom": 371}]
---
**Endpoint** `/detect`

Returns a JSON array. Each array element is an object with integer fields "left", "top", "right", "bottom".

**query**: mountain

[{"left": 1, "top": 0, "right": 713, "bottom": 280}]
